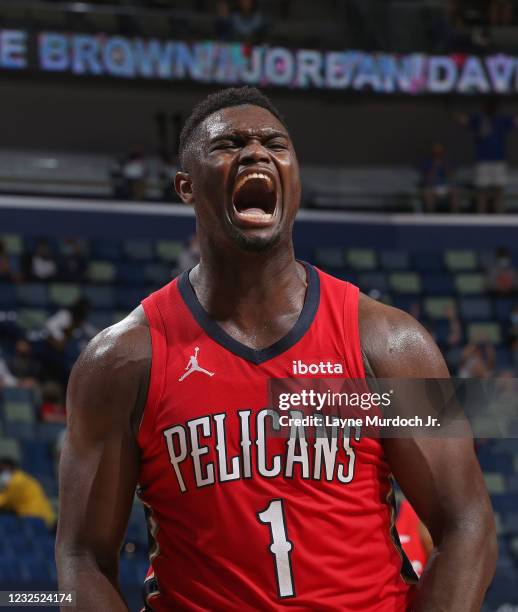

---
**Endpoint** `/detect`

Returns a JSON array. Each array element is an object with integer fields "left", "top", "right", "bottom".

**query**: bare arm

[
  {"left": 55, "top": 307, "right": 150, "bottom": 611},
  {"left": 360, "top": 295, "right": 497, "bottom": 612}
]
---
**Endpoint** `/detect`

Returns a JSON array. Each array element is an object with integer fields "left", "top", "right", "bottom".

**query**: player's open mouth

[{"left": 231, "top": 170, "right": 278, "bottom": 228}]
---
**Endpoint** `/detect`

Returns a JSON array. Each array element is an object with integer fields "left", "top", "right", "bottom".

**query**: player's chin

[{"left": 227, "top": 222, "right": 283, "bottom": 253}]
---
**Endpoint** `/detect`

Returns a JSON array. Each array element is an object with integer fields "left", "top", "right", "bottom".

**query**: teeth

[
  {"left": 238, "top": 212, "right": 273, "bottom": 221},
  {"left": 235, "top": 172, "right": 272, "bottom": 191}
]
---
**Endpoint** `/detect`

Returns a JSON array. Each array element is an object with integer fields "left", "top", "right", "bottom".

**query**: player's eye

[
  {"left": 212, "top": 140, "right": 239, "bottom": 151},
  {"left": 266, "top": 140, "right": 288, "bottom": 151}
]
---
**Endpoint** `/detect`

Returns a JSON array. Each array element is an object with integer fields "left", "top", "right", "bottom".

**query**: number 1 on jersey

[{"left": 257, "top": 499, "right": 295, "bottom": 598}]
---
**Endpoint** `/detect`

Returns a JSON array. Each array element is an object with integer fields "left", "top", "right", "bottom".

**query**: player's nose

[{"left": 239, "top": 140, "right": 270, "bottom": 166}]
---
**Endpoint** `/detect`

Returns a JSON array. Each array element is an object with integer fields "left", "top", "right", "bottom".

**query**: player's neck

[{"left": 189, "top": 242, "right": 306, "bottom": 329}]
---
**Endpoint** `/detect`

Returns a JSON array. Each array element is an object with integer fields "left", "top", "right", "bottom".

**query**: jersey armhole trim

[
  {"left": 343, "top": 282, "right": 367, "bottom": 380},
  {"left": 138, "top": 297, "right": 167, "bottom": 445}
]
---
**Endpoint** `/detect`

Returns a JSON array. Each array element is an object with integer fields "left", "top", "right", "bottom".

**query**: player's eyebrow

[{"left": 209, "top": 128, "right": 289, "bottom": 143}]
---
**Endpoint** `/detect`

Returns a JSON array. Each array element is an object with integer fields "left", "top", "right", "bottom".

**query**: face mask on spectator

[{"left": 0, "top": 469, "right": 13, "bottom": 489}]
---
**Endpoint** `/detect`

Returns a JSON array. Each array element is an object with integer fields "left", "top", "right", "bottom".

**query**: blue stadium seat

[
  {"left": 4, "top": 421, "right": 35, "bottom": 440},
  {"left": 0, "top": 514, "right": 22, "bottom": 535},
  {"left": 391, "top": 295, "right": 420, "bottom": 313},
  {"left": 494, "top": 298, "right": 514, "bottom": 322},
  {"left": 16, "top": 284, "right": 49, "bottom": 307},
  {"left": 357, "top": 273, "right": 388, "bottom": 293},
  {"left": 478, "top": 452, "right": 513, "bottom": 474},
  {"left": 0, "top": 283, "right": 17, "bottom": 306},
  {"left": 486, "top": 568, "right": 518, "bottom": 605},
  {"left": 116, "top": 287, "right": 152, "bottom": 310},
  {"left": 22, "top": 517, "right": 49, "bottom": 538},
  {"left": 412, "top": 252, "right": 444, "bottom": 273},
  {"left": 145, "top": 263, "right": 171, "bottom": 285},
  {"left": 91, "top": 240, "right": 122, "bottom": 261},
  {"left": 2, "top": 387, "right": 34, "bottom": 403},
  {"left": 491, "top": 493, "right": 517, "bottom": 513},
  {"left": 117, "top": 262, "right": 147, "bottom": 284},
  {"left": 19, "top": 556, "right": 51, "bottom": 582},
  {"left": 459, "top": 297, "right": 491, "bottom": 321},
  {"left": 89, "top": 311, "right": 117, "bottom": 331},
  {"left": 21, "top": 440, "right": 55, "bottom": 479},
  {"left": 83, "top": 285, "right": 115, "bottom": 309},
  {"left": 0, "top": 558, "right": 22, "bottom": 583},
  {"left": 379, "top": 251, "right": 409, "bottom": 271},
  {"left": 35, "top": 422, "right": 66, "bottom": 443},
  {"left": 421, "top": 273, "right": 455, "bottom": 295}
]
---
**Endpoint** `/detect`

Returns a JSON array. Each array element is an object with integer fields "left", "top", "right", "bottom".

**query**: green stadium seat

[
  {"left": 0, "top": 234, "right": 23, "bottom": 255},
  {"left": 467, "top": 322, "right": 502, "bottom": 344},
  {"left": 455, "top": 273, "right": 485, "bottom": 295},
  {"left": 145, "top": 263, "right": 171, "bottom": 285},
  {"left": 4, "top": 400, "right": 35, "bottom": 425},
  {"left": 0, "top": 438, "right": 21, "bottom": 462},
  {"left": 16, "top": 284, "right": 48, "bottom": 307},
  {"left": 156, "top": 241, "right": 183, "bottom": 263},
  {"left": 16, "top": 309, "right": 48, "bottom": 332},
  {"left": 423, "top": 297, "right": 456, "bottom": 319},
  {"left": 444, "top": 250, "right": 478, "bottom": 271},
  {"left": 124, "top": 240, "right": 154, "bottom": 261},
  {"left": 484, "top": 472, "right": 506, "bottom": 495},
  {"left": 314, "top": 248, "right": 344, "bottom": 269},
  {"left": 389, "top": 272, "right": 421, "bottom": 294},
  {"left": 49, "top": 284, "right": 82, "bottom": 307},
  {"left": 346, "top": 249, "right": 377, "bottom": 270},
  {"left": 88, "top": 261, "right": 116, "bottom": 283}
]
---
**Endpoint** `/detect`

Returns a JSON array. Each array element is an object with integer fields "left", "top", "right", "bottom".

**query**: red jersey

[
  {"left": 396, "top": 500, "right": 429, "bottom": 578},
  {"left": 138, "top": 263, "right": 416, "bottom": 611}
]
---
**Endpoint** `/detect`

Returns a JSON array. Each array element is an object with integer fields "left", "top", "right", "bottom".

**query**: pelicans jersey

[
  {"left": 396, "top": 499, "right": 429, "bottom": 578},
  {"left": 138, "top": 262, "right": 416, "bottom": 611}
]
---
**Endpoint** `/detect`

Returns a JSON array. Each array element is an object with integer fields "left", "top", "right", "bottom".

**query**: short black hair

[{"left": 178, "top": 86, "right": 287, "bottom": 170}]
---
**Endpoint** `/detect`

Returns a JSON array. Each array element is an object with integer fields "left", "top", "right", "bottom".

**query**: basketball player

[{"left": 56, "top": 87, "right": 496, "bottom": 611}]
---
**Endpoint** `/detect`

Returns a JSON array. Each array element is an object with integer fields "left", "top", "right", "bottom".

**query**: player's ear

[{"left": 175, "top": 171, "right": 195, "bottom": 205}]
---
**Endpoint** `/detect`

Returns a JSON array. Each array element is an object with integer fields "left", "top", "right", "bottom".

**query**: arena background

[{"left": 0, "top": 1, "right": 517, "bottom": 610}]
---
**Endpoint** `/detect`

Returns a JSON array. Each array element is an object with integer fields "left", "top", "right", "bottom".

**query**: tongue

[{"left": 239, "top": 207, "right": 270, "bottom": 216}]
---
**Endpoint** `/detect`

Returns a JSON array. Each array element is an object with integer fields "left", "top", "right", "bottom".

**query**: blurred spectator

[
  {"left": 44, "top": 298, "right": 95, "bottom": 351},
  {"left": 120, "top": 148, "right": 149, "bottom": 200},
  {"left": 176, "top": 234, "right": 200, "bottom": 274},
  {"left": 509, "top": 303, "right": 518, "bottom": 342},
  {"left": 41, "top": 298, "right": 96, "bottom": 382},
  {"left": 215, "top": 0, "right": 233, "bottom": 40},
  {"left": 160, "top": 156, "right": 180, "bottom": 202},
  {"left": 0, "top": 351, "right": 16, "bottom": 388},
  {"left": 458, "top": 341, "right": 495, "bottom": 378},
  {"left": 0, "top": 458, "right": 56, "bottom": 529},
  {"left": 486, "top": 247, "right": 517, "bottom": 295},
  {"left": 230, "top": 0, "right": 267, "bottom": 42},
  {"left": 7, "top": 339, "right": 40, "bottom": 387},
  {"left": 23, "top": 239, "right": 57, "bottom": 281},
  {"left": 419, "top": 143, "right": 459, "bottom": 213},
  {"left": 0, "top": 240, "right": 15, "bottom": 282},
  {"left": 457, "top": 100, "right": 518, "bottom": 213},
  {"left": 444, "top": 303, "right": 462, "bottom": 347},
  {"left": 59, "top": 238, "right": 87, "bottom": 281},
  {"left": 39, "top": 381, "right": 66, "bottom": 425},
  {"left": 430, "top": 0, "right": 474, "bottom": 53},
  {"left": 489, "top": 0, "right": 513, "bottom": 26}
]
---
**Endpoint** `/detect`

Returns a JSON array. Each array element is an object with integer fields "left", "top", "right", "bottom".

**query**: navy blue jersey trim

[{"left": 178, "top": 261, "right": 320, "bottom": 365}]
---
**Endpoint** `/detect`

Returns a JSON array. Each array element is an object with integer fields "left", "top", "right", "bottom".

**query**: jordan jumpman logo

[{"left": 179, "top": 347, "right": 215, "bottom": 382}]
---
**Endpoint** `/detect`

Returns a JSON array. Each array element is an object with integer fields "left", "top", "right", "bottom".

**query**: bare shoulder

[
  {"left": 67, "top": 305, "right": 151, "bottom": 434},
  {"left": 74, "top": 305, "right": 150, "bottom": 375},
  {"left": 358, "top": 292, "right": 449, "bottom": 377}
]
